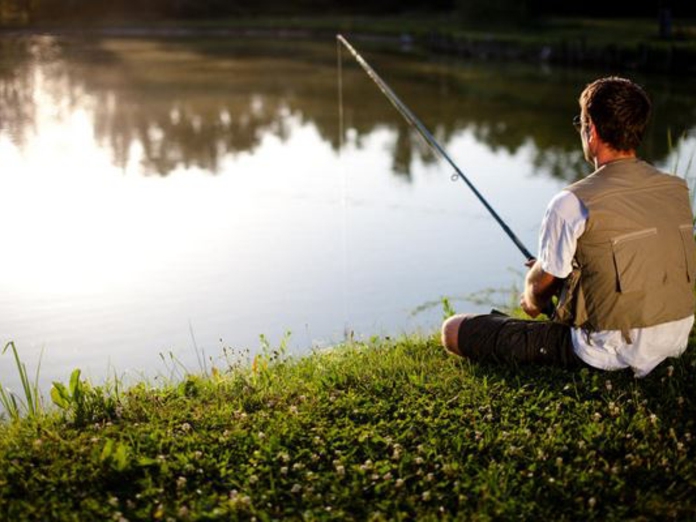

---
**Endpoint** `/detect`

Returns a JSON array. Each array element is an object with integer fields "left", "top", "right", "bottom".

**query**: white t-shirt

[{"left": 539, "top": 190, "right": 693, "bottom": 377}]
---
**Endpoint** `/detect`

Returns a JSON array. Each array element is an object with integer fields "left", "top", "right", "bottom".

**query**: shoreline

[
  {"left": 1, "top": 16, "right": 696, "bottom": 75},
  {"left": 1, "top": 330, "right": 695, "bottom": 519}
]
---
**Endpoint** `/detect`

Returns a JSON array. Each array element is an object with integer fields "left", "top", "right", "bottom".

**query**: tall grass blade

[
  {"left": 0, "top": 384, "right": 20, "bottom": 422},
  {"left": 32, "top": 346, "right": 45, "bottom": 417},
  {"left": 1, "top": 341, "right": 43, "bottom": 420},
  {"left": 189, "top": 321, "right": 208, "bottom": 376}
]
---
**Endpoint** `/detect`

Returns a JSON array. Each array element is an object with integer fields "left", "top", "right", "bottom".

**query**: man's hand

[{"left": 520, "top": 258, "right": 559, "bottom": 318}]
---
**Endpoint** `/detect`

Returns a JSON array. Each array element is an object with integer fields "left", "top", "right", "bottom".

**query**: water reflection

[{"left": 3, "top": 35, "right": 695, "bottom": 181}]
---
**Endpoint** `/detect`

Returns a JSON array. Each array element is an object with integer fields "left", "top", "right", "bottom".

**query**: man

[{"left": 442, "top": 76, "right": 696, "bottom": 377}]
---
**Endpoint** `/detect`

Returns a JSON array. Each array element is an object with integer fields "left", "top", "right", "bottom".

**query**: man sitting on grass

[{"left": 442, "top": 76, "right": 696, "bottom": 377}]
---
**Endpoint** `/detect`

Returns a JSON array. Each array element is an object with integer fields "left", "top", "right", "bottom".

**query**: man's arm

[{"left": 520, "top": 259, "right": 561, "bottom": 318}]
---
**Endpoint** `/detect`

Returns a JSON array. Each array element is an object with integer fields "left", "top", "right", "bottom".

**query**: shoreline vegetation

[
  {"left": 1, "top": 319, "right": 696, "bottom": 519},
  {"left": 1, "top": 15, "right": 696, "bottom": 74}
]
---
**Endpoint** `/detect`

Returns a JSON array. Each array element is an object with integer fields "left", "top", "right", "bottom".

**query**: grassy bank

[
  {"left": 1, "top": 326, "right": 696, "bottom": 520},
  {"left": 5, "top": 15, "right": 696, "bottom": 74}
]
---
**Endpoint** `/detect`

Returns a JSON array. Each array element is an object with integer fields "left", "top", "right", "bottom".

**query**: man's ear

[{"left": 585, "top": 123, "right": 593, "bottom": 141}]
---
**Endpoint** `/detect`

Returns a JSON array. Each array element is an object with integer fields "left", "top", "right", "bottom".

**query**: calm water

[{"left": 1, "top": 34, "right": 695, "bottom": 394}]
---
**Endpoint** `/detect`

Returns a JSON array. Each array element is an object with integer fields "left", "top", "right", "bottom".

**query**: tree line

[{"left": 0, "top": 0, "right": 692, "bottom": 26}]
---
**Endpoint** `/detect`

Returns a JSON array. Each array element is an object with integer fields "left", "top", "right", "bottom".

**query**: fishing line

[
  {"left": 336, "top": 34, "right": 534, "bottom": 261},
  {"left": 337, "top": 37, "right": 351, "bottom": 342}
]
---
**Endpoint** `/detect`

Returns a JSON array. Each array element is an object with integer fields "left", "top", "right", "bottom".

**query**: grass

[
  {"left": 0, "top": 342, "right": 43, "bottom": 422},
  {"left": 1, "top": 320, "right": 696, "bottom": 520}
]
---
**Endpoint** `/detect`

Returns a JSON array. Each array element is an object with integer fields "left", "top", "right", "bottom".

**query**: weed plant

[
  {"left": 1, "top": 324, "right": 696, "bottom": 520},
  {"left": 0, "top": 342, "right": 43, "bottom": 422}
]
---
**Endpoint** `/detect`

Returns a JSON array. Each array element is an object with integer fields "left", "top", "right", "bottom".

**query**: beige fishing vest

[{"left": 555, "top": 159, "right": 696, "bottom": 340}]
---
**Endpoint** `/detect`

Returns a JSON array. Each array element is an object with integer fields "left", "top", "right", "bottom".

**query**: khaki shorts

[{"left": 457, "top": 310, "right": 584, "bottom": 368}]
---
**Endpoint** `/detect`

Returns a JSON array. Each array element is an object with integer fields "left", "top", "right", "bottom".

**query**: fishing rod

[{"left": 336, "top": 34, "right": 534, "bottom": 262}]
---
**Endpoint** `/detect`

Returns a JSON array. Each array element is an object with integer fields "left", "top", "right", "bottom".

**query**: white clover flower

[
  {"left": 360, "top": 460, "right": 373, "bottom": 472},
  {"left": 291, "top": 484, "right": 302, "bottom": 494}
]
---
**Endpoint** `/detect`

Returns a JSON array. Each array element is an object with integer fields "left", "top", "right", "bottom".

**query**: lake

[{"left": 1, "top": 33, "right": 695, "bottom": 395}]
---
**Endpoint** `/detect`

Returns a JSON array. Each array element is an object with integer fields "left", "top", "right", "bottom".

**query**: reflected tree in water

[
  {"left": 0, "top": 36, "right": 694, "bottom": 181},
  {"left": 0, "top": 37, "right": 37, "bottom": 149}
]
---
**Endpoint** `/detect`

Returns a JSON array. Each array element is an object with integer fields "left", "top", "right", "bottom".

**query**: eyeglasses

[{"left": 572, "top": 115, "right": 582, "bottom": 132}]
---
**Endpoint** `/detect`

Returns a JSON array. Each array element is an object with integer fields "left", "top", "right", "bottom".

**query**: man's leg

[
  {"left": 441, "top": 312, "right": 582, "bottom": 368},
  {"left": 442, "top": 314, "right": 475, "bottom": 357}
]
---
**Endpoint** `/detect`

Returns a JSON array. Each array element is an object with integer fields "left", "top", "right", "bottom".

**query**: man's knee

[{"left": 441, "top": 314, "right": 469, "bottom": 356}]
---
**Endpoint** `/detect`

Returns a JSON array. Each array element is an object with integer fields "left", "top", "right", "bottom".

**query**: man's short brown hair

[{"left": 580, "top": 77, "right": 652, "bottom": 152}]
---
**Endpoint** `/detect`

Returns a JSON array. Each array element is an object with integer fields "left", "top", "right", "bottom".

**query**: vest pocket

[
  {"left": 679, "top": 223, "right": 696, "bottom": 283},
  {"left": 611, "top": 228, "right": 658, "bottom": 293}
]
